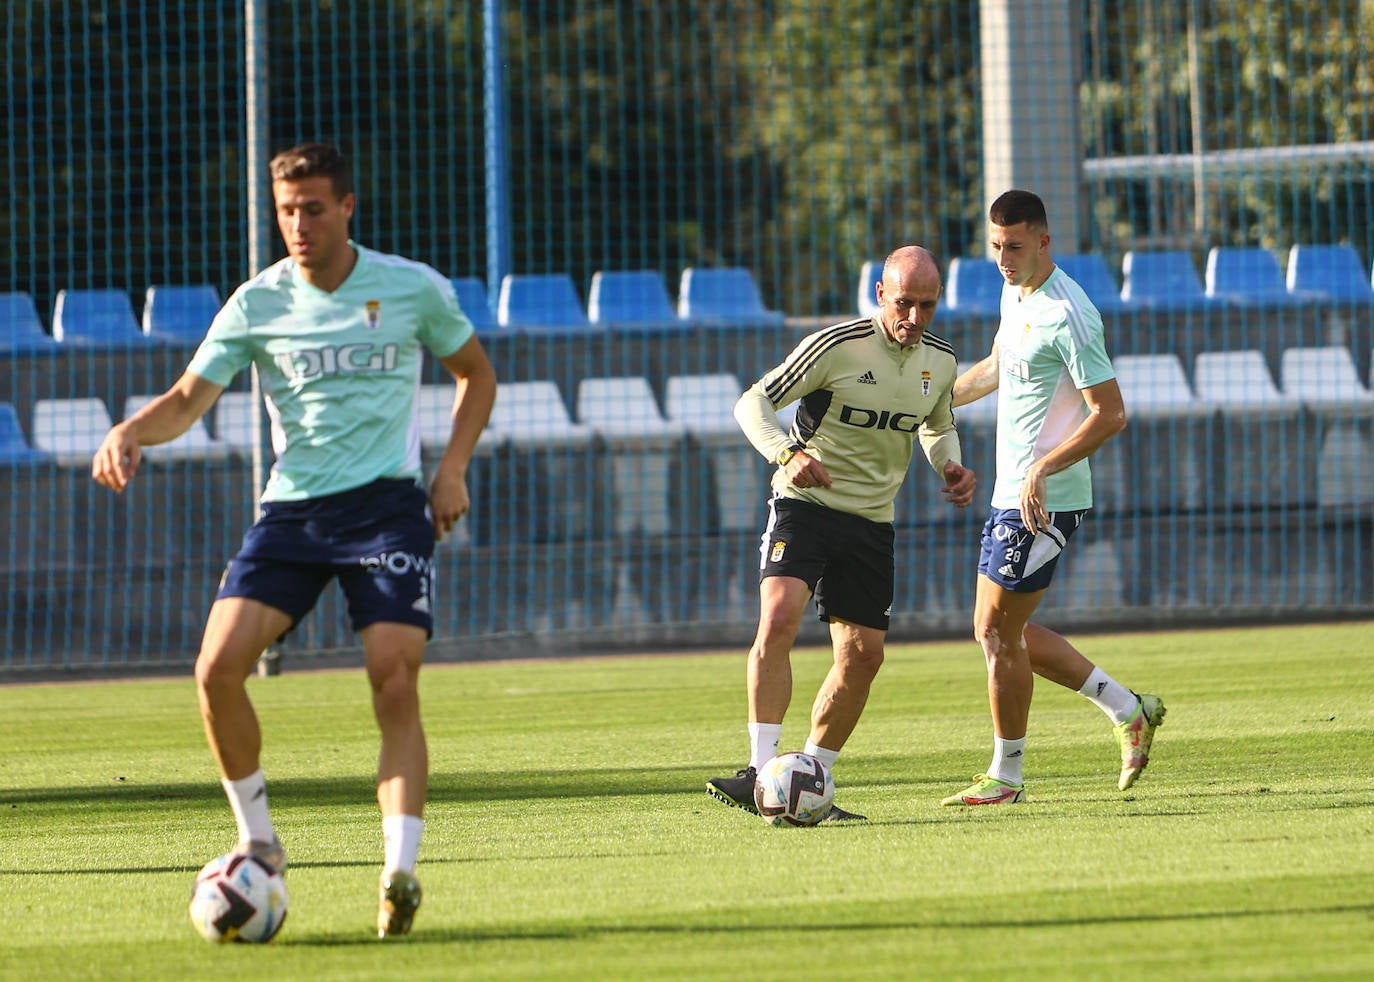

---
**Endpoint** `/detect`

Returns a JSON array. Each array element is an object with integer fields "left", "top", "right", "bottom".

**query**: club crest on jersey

[
  {"left": 770, "top": 540, "right": 787, "bottom": 563},
  {"left": 365, "top": 299, "right": 381, "bottom": 329},
  {"left": 921, "top": 370, "right": 931, "bottom": 395}
]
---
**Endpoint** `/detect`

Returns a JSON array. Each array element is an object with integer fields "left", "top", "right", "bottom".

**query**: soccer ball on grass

[
  {"left": 753, "top": 752, "right": 835, "bottom": 826},
  {"left": 188, "top": 851, "right": 289, "bottom": 943}
]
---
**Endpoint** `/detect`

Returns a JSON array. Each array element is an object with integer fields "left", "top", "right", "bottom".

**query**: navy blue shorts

[
  {"left": 977, "top": 506, "right": 1087, "bottom": 593},
  {"left": 217, "top": 478, "right": 436, "bottom": 637},
  {"left": 759, "top": 496, "right": 894, "bottom": 631}
]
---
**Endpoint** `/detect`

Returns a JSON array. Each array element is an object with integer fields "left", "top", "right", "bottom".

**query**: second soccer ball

[{"left": 188, "top": 851, "right": 289, "bottom": 943}]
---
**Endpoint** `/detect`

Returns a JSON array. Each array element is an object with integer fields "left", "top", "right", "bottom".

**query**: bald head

[
  {"left": 883, "top": 245, "right": 941, "bottom": 286},
  {"left": 875, "top": 245, "right": 943, "bottom": 347}
]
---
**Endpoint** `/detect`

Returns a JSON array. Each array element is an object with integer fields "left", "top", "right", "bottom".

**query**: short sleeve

[
  {"left": 186, "top": 293, "right": 254, "bottom": 387},
  {"left": 1060, "top": 307, "right": 1114, "bottom": 390},
  {"left": 416, "top": 269, "right": 475, "bottom": 359}
]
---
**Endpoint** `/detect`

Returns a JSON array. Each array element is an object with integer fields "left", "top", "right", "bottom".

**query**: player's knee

[
  {"left": 193, "top": 647, "right": 245, "bottom": 698},
  {"left": 846, "top": 651, "right": 884, "bottom": 683},
  {"left": 836, "top": 640, "right": 884, "bottom": 679},
  {"left": 367, "top": 654, "right": 418, "bottom": 709},
  {"left": 974, "top": 622, "right": 1003, "bottom": 661},
  {"left": 371, "top": 683, "right": 418, "bottom": 730},
  {"left": 753, "top": 614, "right": 802, "bottom": 654}
]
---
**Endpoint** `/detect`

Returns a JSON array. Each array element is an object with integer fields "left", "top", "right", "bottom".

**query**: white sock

[
  {"left": 989, "top": 737, "right": 1026, "bottom": 786},
  {"left": 802, "top": 741, "right": 839, "bottom": 772},
  {"left": 1078, "top": 666, "right": 1140, "bottom": 725},
  {"left": 382, "top": 814, "right": 424, "bottom": 875},
  {"left": 222, "top": 769, "right": 274, "bottom": 845},
  {"left": 747, "top": 721, "right": 782, "bottom": 771}
]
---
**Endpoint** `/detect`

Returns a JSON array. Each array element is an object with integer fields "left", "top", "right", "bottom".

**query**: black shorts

[
  {"left": 758, "top": 496, "right": 894, "bottom": 631},
  {"left": 217, "top": 478, "right": 436, "bottom": 637}
]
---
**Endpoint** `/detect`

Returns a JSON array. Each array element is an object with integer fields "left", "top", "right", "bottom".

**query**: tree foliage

[{"left": 2, "top": 1, "right": 1372, "bottom": 322}]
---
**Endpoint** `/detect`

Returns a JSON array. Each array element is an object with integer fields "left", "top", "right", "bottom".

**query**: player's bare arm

[
  {"left": 952, "top": 345, "right": 1000, "bottom": 408},
  {"left": 1019, "top": 377, "right": 1127, "bottom": 532},
  {"left": 91, "top": 371, "right": 224, "bottom": 493},
  {"left": 428, "top": 336, "right": 497, "bottom": 540}
]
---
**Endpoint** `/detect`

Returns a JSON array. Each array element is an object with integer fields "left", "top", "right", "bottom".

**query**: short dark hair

[
  {"left": 269, "top": 142, "right": 352, "bottom": 197},
  {"left": 989, "top": 189, "right": 1047, "bottom": 230}
]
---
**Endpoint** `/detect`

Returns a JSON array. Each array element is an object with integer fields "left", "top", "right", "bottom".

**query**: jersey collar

[{"left": 871, "top": 313, "right": 922, "bottom": 355}]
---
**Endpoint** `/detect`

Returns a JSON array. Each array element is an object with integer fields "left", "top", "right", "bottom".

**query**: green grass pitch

[{"left": 2, "top": 621, "right": 1372, "bottom": 980}]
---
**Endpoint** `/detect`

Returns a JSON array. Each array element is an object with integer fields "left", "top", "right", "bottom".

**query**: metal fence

[{"left": 3, "top": 0, "right": 1372, "bottom": 674}]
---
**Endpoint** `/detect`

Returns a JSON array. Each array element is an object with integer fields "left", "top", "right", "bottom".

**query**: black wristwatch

[{"left": 775, "top": 443, "right": 804, "bottom": 466}]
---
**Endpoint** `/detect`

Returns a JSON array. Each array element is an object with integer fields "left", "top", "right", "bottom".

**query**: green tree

[{"left": 730, "top": 0, "right": 983, "bottom": 314}]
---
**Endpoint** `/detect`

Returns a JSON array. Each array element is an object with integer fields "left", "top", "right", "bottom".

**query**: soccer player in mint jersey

[
  {"left": 707, "top": 246, "right": 977, "bottom": 820},
  {"left": 91, "top": 143, "right": 496, "bottom": 937},
  {"left": 941, "top": 189, "right": 1165, "bottom": 807}
]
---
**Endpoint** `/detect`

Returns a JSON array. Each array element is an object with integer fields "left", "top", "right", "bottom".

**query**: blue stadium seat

[
  {"left": 0, "top": 402, "right": 52, "bottom": 464},
  {"left": 1056, "top": 253, "right": 1125, "bottom": 312},
  {"left": 0, "top": 292, "right": 61, "bottom": 355},
  {"left": 945, "top": 257, "right": 1003, "bottom": 315},
  {"left": 450, "top": 276, "right": 498, "bottom": 331},
  {"left": 1285, "top": 244, "right": 1374, "bottom": 303},
  {"left": 53, "top": 288, "right": 162, "bottom": 348},
  {"left": 587, "top": 270, "right": 686, "bottom": 331},
  {"left": 856, "top": 258, "right": 884, "bottom": 318},
  {"left": 143, "top": 284, "right": 222, "bottom": 345},
  {"left": 677, "top": 267, "right": 785, "bottom": 327},
  {"left": 497, "top": 273, "right": 595, "bottom": 333},
  {"left": 1120, "top": 250, "right": 1223, "bottom": 312},
  {"left": 1206, "top": 247, "right": 1316, "bottom": 307}
]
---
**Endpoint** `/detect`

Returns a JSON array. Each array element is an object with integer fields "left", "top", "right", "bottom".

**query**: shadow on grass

[
  {"left": 0, "top": 763, "right": 718, "bottom": 810},
  {"left": 0, "top": 848, "right": 687, "bottom": 877},
  {"left": 282, "top": 900, "right": 1374, "bottom": 947},
  {"left": 4, "top": 762, "right": 1369, "bottom": 815}
]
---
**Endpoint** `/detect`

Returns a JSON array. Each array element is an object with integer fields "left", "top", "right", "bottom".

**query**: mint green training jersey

[
  {"left": 188, "top": 243, "right": 474, "bottom": 501},
  {"left": 990, "top": 266, "right": 1115, "bottom": 512}
]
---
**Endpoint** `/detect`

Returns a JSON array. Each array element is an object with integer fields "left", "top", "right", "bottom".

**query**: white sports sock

[
  {"left": 383, "top": 814, "right": 424, "bottom": 875},
  {"left": 989, "top": 737, "right": 1026, "bottom": 786},
  {"left": 802, "top": 741, "right": 839, "bottom": 772},
  {"left": 222, "top": 769, "right": 275, "bottom": 845},
  {"left": 1078, "top": 666, "right": 1140, "bottom": 725},
  {"left": 747, "top": 722, "right": 782, "bottom": 771}
]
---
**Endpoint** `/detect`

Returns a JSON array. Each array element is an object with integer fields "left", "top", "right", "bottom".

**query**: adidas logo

[
  {"left": 411, "top": 595, "right": 431, "bottom": 613},
  {"left": 857, "top": 370, "right": 877, "bottom": 385}
]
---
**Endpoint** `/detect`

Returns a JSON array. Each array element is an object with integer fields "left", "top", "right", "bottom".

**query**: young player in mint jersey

[
  {"left": 942, "top": 189, "right": 1166, "bottom": 807},
  {"left": 91, "top": 143, "right": 497, "bottom": 938},
  {"left": 706, "top": 246, "right": 978, "bottom": 820}
]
